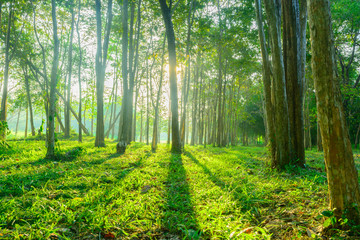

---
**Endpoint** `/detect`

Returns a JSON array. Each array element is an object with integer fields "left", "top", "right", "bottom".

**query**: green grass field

[{"left": 1, "top": 138, "right": 360, "bottom": 239}]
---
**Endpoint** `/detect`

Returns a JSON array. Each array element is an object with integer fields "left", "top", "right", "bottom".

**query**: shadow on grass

[
  {"left": 1, "top": 150, "right": 153, "bottom": 231},
  {"left": 185, "top": 151, "right": 264, "bottom": 211},
  {"left": 0, "top": 168, "right": 65, "bottom": 197},
  {"left": 162, "top": 153, "right": 201, "bottom": 239}
]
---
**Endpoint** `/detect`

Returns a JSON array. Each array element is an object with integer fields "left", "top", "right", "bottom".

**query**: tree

[
  {"left": 263, "top": 0, "right": 291, "bottom": 168},
  {"left": 0, "top": 2, "right": 13, "bottom": 139},
  {"left": 76, "top": 0, "right": 83, "bottom": 142},
  {"left": 158, "top": 0, "right": 182, "bottom": 153},
  {"left": 255, "top": 0, "right": 276, "bottom": 161},
  {"left": 151, "top": 35, "right": 166, "bottom": 152},
  {"left": 282, "top": 0, "right": 305, "bottom": 165},
  {"left": 65, "top": 0, "right": 76, "bottom": 138},
  {"left": 46, "top": 0, "right": 60, "bottom": 158},
  {"left": 117, "top": 0, "right": 130, "bottom": 153},
  {"left": 308, "top": 0, "right": 360, "bottom": 223},
  {"left": 95, "top": 0, "right": 113, "bottom": 147}
]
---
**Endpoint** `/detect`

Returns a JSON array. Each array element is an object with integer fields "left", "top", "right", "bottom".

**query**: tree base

[{"left": 117, "top": 141, "right": 127, "bottom": 154}]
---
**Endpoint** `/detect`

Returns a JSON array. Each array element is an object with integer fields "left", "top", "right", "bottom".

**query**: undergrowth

[{"left": 0, "top": 137, "right": 360, "bottom": 239}]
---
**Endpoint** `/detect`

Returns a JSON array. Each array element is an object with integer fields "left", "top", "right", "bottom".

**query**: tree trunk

[
  {"left": 263, "top": 0, "right": 291, "bottom": 169},
  {"left": 140, "top": 98, "right": 143, "bottom": 143},
  {"left": 308, "top": 0, "right": 360, "bottom": 223},
  {"left": 159, "top": 0, "right": 182, "bottom": 153},
  {"left": 191, "top": 54, "right": 200, "bottom": 146},
  {"left": 25, "top": 105, "right": 28, "bottom": 138},
  {"left": 46, "top": 0, "right": 60, "bottom": 158},
  {"left": 146, "top": 64, "right": 150, "bottom": 145},
  {"left": 167, "top": 98, "right": 171, "bottom": 144},
  {"left": 132, "top": 84, "right": 139, "bottom": 141},
  {"left": 95, "top": 0, "right": 113, "bottom": 147},
  {"left": 216, "top": 0, "right": 223, "bottom": 148},
  {"left": 77, "top": 0, "right": 82, "bottom": 142},
  {"left": 25, "top": 73, "right": 36, "bottom": 136},
  {"left": 112, "top": 75, "right": 118, "bottom": 139},
  {"left": 15, "top": 107, "right": 21, "bottom": 136},
  {"left": 354, "top": 123, "right": 360, "bottom": 149},
  {"left": 0, "top": 4, "right": 13, "bottom": 139},
  {"left": 151, "top": 35, "right": 166, "bottom": 152},
  {"left": 65, "top": 1, "right": 75, "bottom": 138},
  {"left": 131, "top": 0, "right": 142, "bottom": 142},
  {"left": 117, "top": 0, "right": 130, "bottom": 153},
  {"left": 282, "top": 0, "right": 305, "bottom": 166}
]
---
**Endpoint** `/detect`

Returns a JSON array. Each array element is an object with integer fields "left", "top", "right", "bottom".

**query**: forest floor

[{"left": 1, "top": 137, "right": 360, "bottom": 240}]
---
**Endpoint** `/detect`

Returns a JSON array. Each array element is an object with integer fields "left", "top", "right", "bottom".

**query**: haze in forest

[{"left": 0, "top": 0, "right": 360, "bottom": 239}]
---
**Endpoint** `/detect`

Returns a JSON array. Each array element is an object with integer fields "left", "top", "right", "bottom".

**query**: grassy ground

[{"left": 1, "top": 138, "right": 360, "bottom": 239}]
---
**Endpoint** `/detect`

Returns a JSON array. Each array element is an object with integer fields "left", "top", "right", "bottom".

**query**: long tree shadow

[
  {"left": 185, "top": 151, "right": 262, "bottom": 211},
  {"left": 162, "top": 153, "right": 201, "bottom": 239},
  {"left": 0, "top": 150, "right": 152, "bottom": 230}
]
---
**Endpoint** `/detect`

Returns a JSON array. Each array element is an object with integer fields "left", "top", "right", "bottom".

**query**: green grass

[{"left": 1, "top": 138, "right": 360, "bottom": 239}]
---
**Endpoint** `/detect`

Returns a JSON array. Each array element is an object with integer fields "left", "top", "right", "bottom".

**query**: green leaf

[
  {"left": 323, "top": 218, "right": 332, "bottom": 228},
  {"left": 321, "top": 210, "right": 333, "bottom": 217}
]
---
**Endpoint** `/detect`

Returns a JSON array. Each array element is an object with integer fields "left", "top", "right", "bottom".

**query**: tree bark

[
  {"left": 151, "top": 35, "right": 166, "bottom": 152},
  {"left": 25, "top": 72, "right": 36, "bottom": 136},
  {"left": 282, "top": 0, "right": 305, "bottom": 166},
  {"left": 354, "top": 123, "right": 360, "bottom": 149},
  {"left": 159, "top": 0, "right": 182, "bottom": 153},
  {"left": 308, "top": 0, "right": 360, "bottom": 223},
  {"left": 317, "top": 120, "right": 323, "bottom": 151},
  {"left": 117, "top": 0, "right": 130, "bottom": 153},
  {"left": 95, "top": 0, "right": 113, "bottom": 147},
  {"left": 46, "top": 0, "right": 60, "bottom": 158},
  {"left": 264, "top": 0, "right": 291, "bottom": 169},
  {"left": 25, "top": 105, "right": 28, "bottom": 138},
  {"left": 15, "top": 107, "right": 21, "bottom": 136},
  {"left": 76, "top": 0, "right": 82, "bottom": 142},
  {"left": 65, "top": 0, "right": 75, "bottom": 138},
  {"left": 0, "top": 4, "right": 13, "bottom": 139},
  {"left": 191, "top": 53, "right": 200, "bottom": 146},
  {"left": 216, "top": 0, "right": 223, "bottom": 147}
]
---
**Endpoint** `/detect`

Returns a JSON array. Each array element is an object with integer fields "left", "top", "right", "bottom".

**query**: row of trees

[
  {"left": 0, "top": 0, "right": 266, "bottom": 153},
  {"left": 0, "top": 0, "right": 360, "bottom": 226},
  {"left": 256, "top": 0, "right": 360, "bottom": 224}
]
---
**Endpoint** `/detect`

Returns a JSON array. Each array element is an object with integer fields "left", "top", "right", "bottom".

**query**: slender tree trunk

[
  {"left": 106, "top": 76, "right": 116, "bottom": 138},
  {"left": 95, "top": 0, "right": 113, "bottom": 147},
  {"left": 140, "top": 97, "right": 143, "bottom": 143},
  {"left": 0, "top": 4, "right": 13, "bottom": 139},
  {"left": 25, "top": 73, "right": 36, "bottom": 136},
  {"left": 112, "top": 75, "right": 118, "bottom": 139},
  {"left": 25, "top": 105, "right": 28, "bottom": 138},
  {"left": 15, "top": 107, "right": 21, "bottom": 136},
  {"left": 132, "top": 84, "right": 139, "bottom": 141},
  {"left": 151, "top": 35, "right": 166, "bottom": 152},
  {"left": 146, "top": 75, "right": 150, "bottom": 145},
  {"left": 77, "top": 0, "right": 82, "bottom": 142},
  {"left": 216, "top": 0, "right": 224, "bottom": 147},
  {"left": 308, "top": 0, "right": 360, "bottom": 223},
  {"left": 117, "top": 0, "right": 130, "bottom": 153},
  {"left": 159, "top": 0, "right": 182, "bottom": 153},
  {"left": 191, "top": 54, "right": 200, "bottom": 146},
  {"left": 91, "top": 78, "right": 95, "bottom": 136},
  {"left": 46, "top": 0, "right": 60, "bottom": 158},
  {"left": 65, "top": 1, "right": 75, "bottom": 138},
  {"left": 167, "top": 98, "right": 171, "bottom": 144},
  {"left": 354, "top": 123, "right": 360, "bottom": 149}
]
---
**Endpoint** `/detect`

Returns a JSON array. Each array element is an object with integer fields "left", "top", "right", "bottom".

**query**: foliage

[
  {"left": 1, "top": 137, "right": 360, "bottom": 239},
  {"left": 0, "top": 121, "right": 11, "bottom": 150}
]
